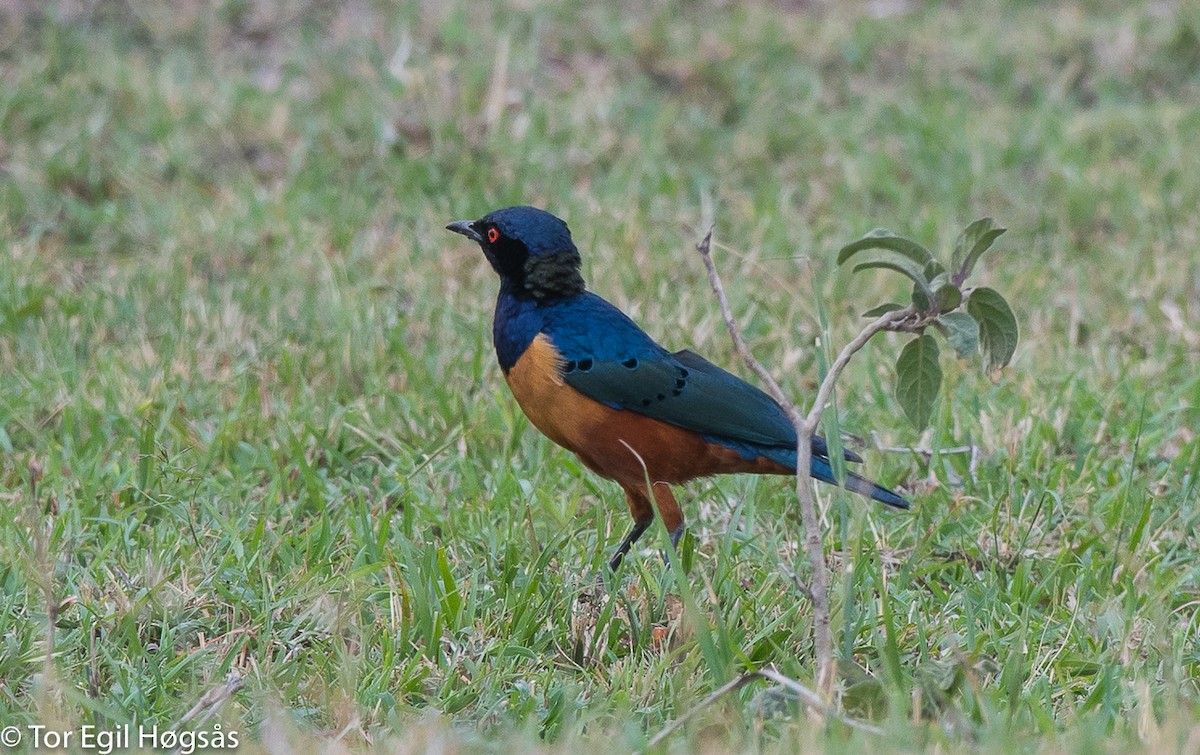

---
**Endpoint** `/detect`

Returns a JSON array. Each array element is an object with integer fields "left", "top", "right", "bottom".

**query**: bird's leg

[
  {"left": 652, "top": 482, "right": 686, "bottom": 563},
  {"left": 612, "top": 483, "right": 687, "bottom": 570},
  {"left": 669, "top": 524, "right": 685, "bottom": 549},
  {"left": 611, "top": 487, "right": 657, "bottom": 571},
  {"left": 608, "top": 518, "right": 652, "bottom": 571},
  {"left": 657, "top": 523, "right": 688, "bottom": 567}
]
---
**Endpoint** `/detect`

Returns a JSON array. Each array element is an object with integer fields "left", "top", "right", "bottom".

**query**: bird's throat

[{"left": 520, "top": 250, "right": 585, "bottom": 301}]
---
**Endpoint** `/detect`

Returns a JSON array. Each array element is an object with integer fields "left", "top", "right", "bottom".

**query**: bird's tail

[{"left": 809, "top": 455, "right": 911, "bottom": 510}]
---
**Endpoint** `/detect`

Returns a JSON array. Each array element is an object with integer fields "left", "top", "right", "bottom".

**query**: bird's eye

[{"left": 487, "top": 227, "right": 500, "bottom": 243}]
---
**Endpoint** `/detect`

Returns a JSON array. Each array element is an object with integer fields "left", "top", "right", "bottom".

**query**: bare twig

[
  {"left": 696, "top": 228, "right": 917, "bottom": 697},
  {"left": 777, "top": 562, "right": 813, "bottom": 600},
  {"left": 644, "top": 671, "right": 761, "bottom": 749},
  {"left": 868, "top": 433, "right": 977, "bottom": 459},
  {"left": 170, "top": 670, "right": 244, "bottom": 754},
  {"left": 756, "top": 666, "right": 885, "bottom": 736},
  {"left": 644, "top": 665, "right": 883, "bottom": 749},
  {"left": 794, "top": 305, "right": 917, "bottom": 696},
  {"left": 804, "top": 305, "right": 918, "bottom": 441},
  {"left": 332, "top": 716, "right": 372, "bottom": 745},
  {"left": 696, "top": 227, "right": 804, "bottom": 426},
  {"left": 870, "top": 432, "right": 981, "bottom": 484}
]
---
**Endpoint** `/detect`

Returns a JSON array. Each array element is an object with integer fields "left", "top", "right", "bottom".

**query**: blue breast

[{"left": 493, "top": 291, "right": 660, "bottom": 374}]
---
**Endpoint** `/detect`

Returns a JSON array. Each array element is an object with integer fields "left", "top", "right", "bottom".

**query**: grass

[{"left": 2, "top": 0, "right": 1199, "bottom": 751}]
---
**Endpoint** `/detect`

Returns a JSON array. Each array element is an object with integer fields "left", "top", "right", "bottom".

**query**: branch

[
  {"left": 797, "top": 309, "right": 915, "bottom": 691},
  {"left": 696, "top": 228, "right": 915, "bottom": 698},
  {"left": 644, "top": 665, "right": 883, "bottom": 749},
  {"left": 696, "top": 229, "right": 836, "bottom": 691},
  {"left": 756, "top": 666, "right": 885, "bottom": 736},
  {"left": 870, "top": 431, "right": 980, "bottom": 483},
  {"left": 802, "top": 305, "right": 917, "bottom": 435},
  {"left": 169, "top": 670, "right": 244, "bottom": 755},
  {"left": 644, "top": 671, "right": 761, "bottom": 749},
  {"left": 696, "top": 228, "right": 804, "bottom": 428}
]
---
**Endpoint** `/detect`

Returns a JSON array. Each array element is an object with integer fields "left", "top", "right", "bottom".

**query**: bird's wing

[
  {"left": 549, "top": 300, "right": 859, "bottom": 458},
  {"left": 668, "top": 352, "right": 864, "bottom": 465}
]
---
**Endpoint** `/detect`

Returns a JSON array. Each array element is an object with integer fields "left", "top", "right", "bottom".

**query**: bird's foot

[
  {"left": 608, "top": 521, "right": 686, "bottom": 571},
  {"left": 606, "top": 551, "right": 626, "bottom": 573},
  {"left": 608, "top": 519, "right": 652, "bottom": 571}
]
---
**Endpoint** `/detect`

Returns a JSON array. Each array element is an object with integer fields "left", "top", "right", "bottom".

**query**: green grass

[{"left": 2, "top": 1, "right": 1199, "bottom": 751}]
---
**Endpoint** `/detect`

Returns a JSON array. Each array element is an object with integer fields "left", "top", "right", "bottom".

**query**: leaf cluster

[{"left": 838, "top": 219, "right": 1019, "bottom": 429}]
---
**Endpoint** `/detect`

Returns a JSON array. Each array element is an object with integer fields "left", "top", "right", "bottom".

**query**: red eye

[{"left": 487, "top": 227, "right": 500, "bottom": 243}]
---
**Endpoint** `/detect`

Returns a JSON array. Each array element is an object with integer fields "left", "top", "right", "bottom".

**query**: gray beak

[{"left": 445, "top": 220, "right": 483, "bottom": 243}]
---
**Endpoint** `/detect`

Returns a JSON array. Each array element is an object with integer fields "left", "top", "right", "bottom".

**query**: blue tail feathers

[
  {"left": 808, "top": 455, "right": 911, "bottom": 510},
  {"left": 704, "top": 435, "right": 911, "bottom": 510}
]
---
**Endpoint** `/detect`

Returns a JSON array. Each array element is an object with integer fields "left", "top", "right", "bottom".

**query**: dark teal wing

[
  {"left": 562, "top": 347, "right": 796, "bottom": 446},
  {"left": 545, "top": 292, "right": 860, "bottom": 462},
  {"left": 558, "top": 349, "right": 860, "bottom": 462},
  {"left": 668, "top": 351, "right": 859, "bottom": 464}
]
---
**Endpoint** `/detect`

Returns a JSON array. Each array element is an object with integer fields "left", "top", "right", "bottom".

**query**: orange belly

[{"left": 504, "top": 334, "right": 789, "bottom": 490}]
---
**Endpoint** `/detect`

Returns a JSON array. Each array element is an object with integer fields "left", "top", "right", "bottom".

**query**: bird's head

[{"left": 446, "top": 206, "right": 586, "bottom": 301}]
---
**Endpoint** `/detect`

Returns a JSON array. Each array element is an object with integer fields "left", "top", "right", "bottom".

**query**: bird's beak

[{"left": 445, "top": 220, "right": 483, "bottom": 243}]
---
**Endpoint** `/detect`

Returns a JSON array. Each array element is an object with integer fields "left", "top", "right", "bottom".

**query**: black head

[{"left": 446, "top": 206, "right": 586, "bottom": 301}]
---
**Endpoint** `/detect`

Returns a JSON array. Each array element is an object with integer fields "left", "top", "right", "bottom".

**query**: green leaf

[
  {"left": 952, "top": 218, "right": 1006, "bottom": 284},
  {"left": 895, "top": 334, "right": 942, "bottom": 430},
  {"left": 967, "top": 287, "right": 1019, "bottom": 371},
  {"left": 911, "top": 282, "right": 931, "bottom": 311},
  {"left": 839, "top": 229, "right": 937, "bottom": 268},
  {"left": 934, "top": 282, "right": 962, "bottom": 311},
  {"left": 853, "top": 257, "right": 934, "bottom": 303},
  {"left": 928, "top": 273, "right": 959, "bottom": 311},
  {"left": 862, "top": 302, "right": 905, "bottom": 317},
  {"left": 937, "top": 311, "right": 980, "bottom": 359}
]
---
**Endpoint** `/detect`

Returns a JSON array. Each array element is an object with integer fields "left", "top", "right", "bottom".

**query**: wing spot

[
  {"left": 675, "top": 378, "right": 686, "bottom": 389},
  {"left": 678, "top": 367, "right": 689, "bottom": 377},
  {"left": 578, "top": 358, "right": 593, "bottom": 372},
  {"left": 563, "top": 360, "right": 577, "bottom": 373},
  {"left": 622, "top": 357, "right": 638, "bottom": 369},
  {"left": 657, "top": 393, "right": 666, "bottom": 401},
  {"left": 641, "top": 399, "right": 652, "bottom": 407}
]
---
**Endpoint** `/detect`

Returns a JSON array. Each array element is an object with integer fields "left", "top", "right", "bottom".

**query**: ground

[{"left": 1, "top": 1, "right": 1198, "bottom": 752}]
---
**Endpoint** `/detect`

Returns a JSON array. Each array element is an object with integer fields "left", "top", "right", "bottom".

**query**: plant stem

[{"left": 696, "top": 227, "right": 916, "bottom": 697}]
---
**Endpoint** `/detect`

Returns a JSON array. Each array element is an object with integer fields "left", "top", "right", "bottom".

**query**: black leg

[
  {"left": 660, "top": 524, "right": 687, "bottom": 566},
  {"left": 609, "top": 520, "right": 689, "bottom": 571},
  {"left": 609, "top": 519, "right": 652, "bottom": 571},
  {"left": 669, "top": 524, "right": 685, "bottom": 549}
]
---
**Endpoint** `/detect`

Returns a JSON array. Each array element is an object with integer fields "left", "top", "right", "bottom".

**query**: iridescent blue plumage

[
  {"left": 448, "top": 205, "right": 910, "bottom": 568},
  {"left": 493, "top": 287, "right": 907, "bottom": 509}
]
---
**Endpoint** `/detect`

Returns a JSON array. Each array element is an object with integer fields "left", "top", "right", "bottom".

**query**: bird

[{"left": 447, "top": 206, "right": 910, "bottom": 570}]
